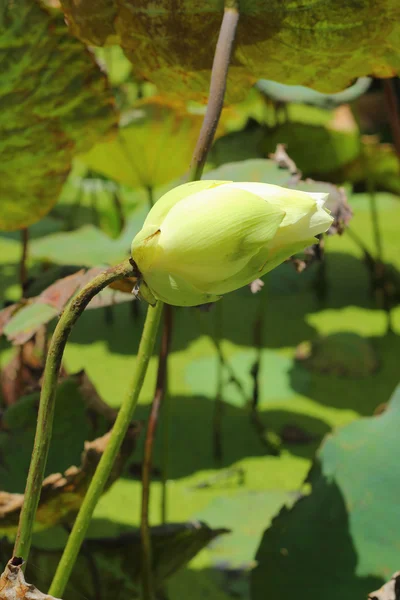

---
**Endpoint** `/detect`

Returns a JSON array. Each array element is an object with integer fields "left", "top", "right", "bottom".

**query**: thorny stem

[
  {"left": 189, "top": 2, "right": 240, "bottom": 180},
  {"left": 13, "top": 259, "right": 136, "bottom": 562},
  {"left": 140, "top": 305, "right": 173, "bottom": 600},
  {"left": 141, "top": 3, "right": 240, "bottom": 598},
  {"left": 49, "top": 299, "right": 163, "bottom": 597}
]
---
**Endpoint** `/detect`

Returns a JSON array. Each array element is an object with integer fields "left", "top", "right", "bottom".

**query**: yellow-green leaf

[
  {"left": 60, "top": 0, "right": 400, "bottom": 100},
  {"left": 0, "top": 1, "right": 117, "bottom": 231}
]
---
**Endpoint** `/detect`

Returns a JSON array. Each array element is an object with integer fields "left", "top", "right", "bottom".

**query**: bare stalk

[
  {"left": 140, "top": 305, "right": 173, "bottom": 600},
  {"left": 189, "top": 2, "right": 240, "bottom": 180},
  {"left": 13, "top": 259, "right": 136, "bottom": 562}
]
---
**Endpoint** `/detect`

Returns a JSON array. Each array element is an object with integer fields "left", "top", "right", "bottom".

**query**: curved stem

[
  {"left": 189, "top": 2, "right": 240, "bottom": 180},
  {"left": 49, "top": 299, "right": 163, "bottom": 597},
  {"left": 13, "top": 259, "right": 136, "bottom": 561}
]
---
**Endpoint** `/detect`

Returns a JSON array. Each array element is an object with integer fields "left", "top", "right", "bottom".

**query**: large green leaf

[
  {"left": 30, "top": 203, "right": 147, "bottom": 267},
  {"left": 251, "top": 383, "right": 400, "bottom": 600},
  {"left": 79, "top": 97, "right": 204, "bottom": 188},
  {"left": 0, "top": 1, "right": 116, "bottom": 231},
  {"left": 208, "top": 105, "right": 361, "bottom": 177},
  {"left": 59, "top": 0, "right": 400, "bottom": 100},
  {"left": 204, "top": 158, "right": 293, "bottom": 187}
]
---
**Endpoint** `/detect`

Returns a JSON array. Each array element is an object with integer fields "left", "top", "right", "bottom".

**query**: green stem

[
  {"left": 367, "top": 174, "right": 383, "bottom": 261},
  {"left": 13, "top": 259, "right": 136, "bottom": 562},
  {"left": 140, "top": 305, "right": 172, "bottom": 600},
  {"left": 49, "top": 299, "right": 163, "bottom": 597}
]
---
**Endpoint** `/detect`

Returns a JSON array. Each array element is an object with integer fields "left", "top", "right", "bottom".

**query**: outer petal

[
  {"left": 143, "top": 180, "right": 230, "bottom": 229},
  {"left": 132, "top": 181, "right": 232, "bottom": 273},
  {"left": 131, "top": 225, "right": 163, "bottom": 273},
  {"left": 152, "top": 184, "right": 286, "bottom": 290},
  {"left": 210, "top": 237, "right": 317, "bottom": 296},
  {"left": 143, "top": 268, "right": 221, "bottom": 307},
  {"left": 226, "top": 182, "right": 332, "bottom": 248}
]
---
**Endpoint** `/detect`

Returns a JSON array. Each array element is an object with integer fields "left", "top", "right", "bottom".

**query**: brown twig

[
  {"left": 383, "top": 79, "right": 400, "bottom": 161},
  {"left": 189, "top": 2, "right": 240, "bottom": 180}
]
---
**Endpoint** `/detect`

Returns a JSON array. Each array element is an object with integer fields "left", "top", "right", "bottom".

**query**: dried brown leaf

[
  {"left": 0, "top": 557, "right": 62, "bottom": 600},
  {"left": 0, "top": 339, "right": 48, "bottom": 406}
]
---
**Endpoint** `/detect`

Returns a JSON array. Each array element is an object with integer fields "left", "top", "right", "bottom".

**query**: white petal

[{"left": 307, "top": 192, "right": 329, "bottom": 209}]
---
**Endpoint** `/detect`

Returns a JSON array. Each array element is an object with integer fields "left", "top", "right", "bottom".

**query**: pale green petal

[
  {"left": 227, "top": 181, "right": 332, "bottom": 249},
  {"left": 131, "top": 225, "right": 163, "bottom": 273},
  {"left": 210, "top": 237, "right": 317, "bottom": 295},
  {"left": 143, "top": 180, "right": 230, "bottom": 228},
  {"left": 258, "top": 238, "right": 317, "bottom": 277},
  {"left": 152, "top": 184, "right": 286, "bottom": 290},
  {"left": 227, "top": 182, "right": 318, "bottom": 226},
  {"left": 144, "top": 267, "right": 221, "bottom": 307}
]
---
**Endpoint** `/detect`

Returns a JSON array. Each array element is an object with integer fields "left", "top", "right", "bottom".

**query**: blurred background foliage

[{"left": 1, "top": 2, "right": 400, "bottom": 598}]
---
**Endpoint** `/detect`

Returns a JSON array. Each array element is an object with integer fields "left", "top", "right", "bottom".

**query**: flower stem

[
  {"left": 140, "top": 3, "right": 240, "bottom": 598},
  {"left": 189, "top": 2, "right": 240, "bottom": 181},
  {"left": 13, "top": 259, "right": 136, "bottom": 562},
  {"left": 140, "top": 305, "right": 172, "bottom": 600},
  {"left": 49, "top": 298, "right": 163, "bottom": 597}
]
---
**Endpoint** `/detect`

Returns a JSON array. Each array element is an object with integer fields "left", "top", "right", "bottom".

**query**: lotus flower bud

[{"left": 131, "top": 180, "right": 333, "bottom": 307}]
